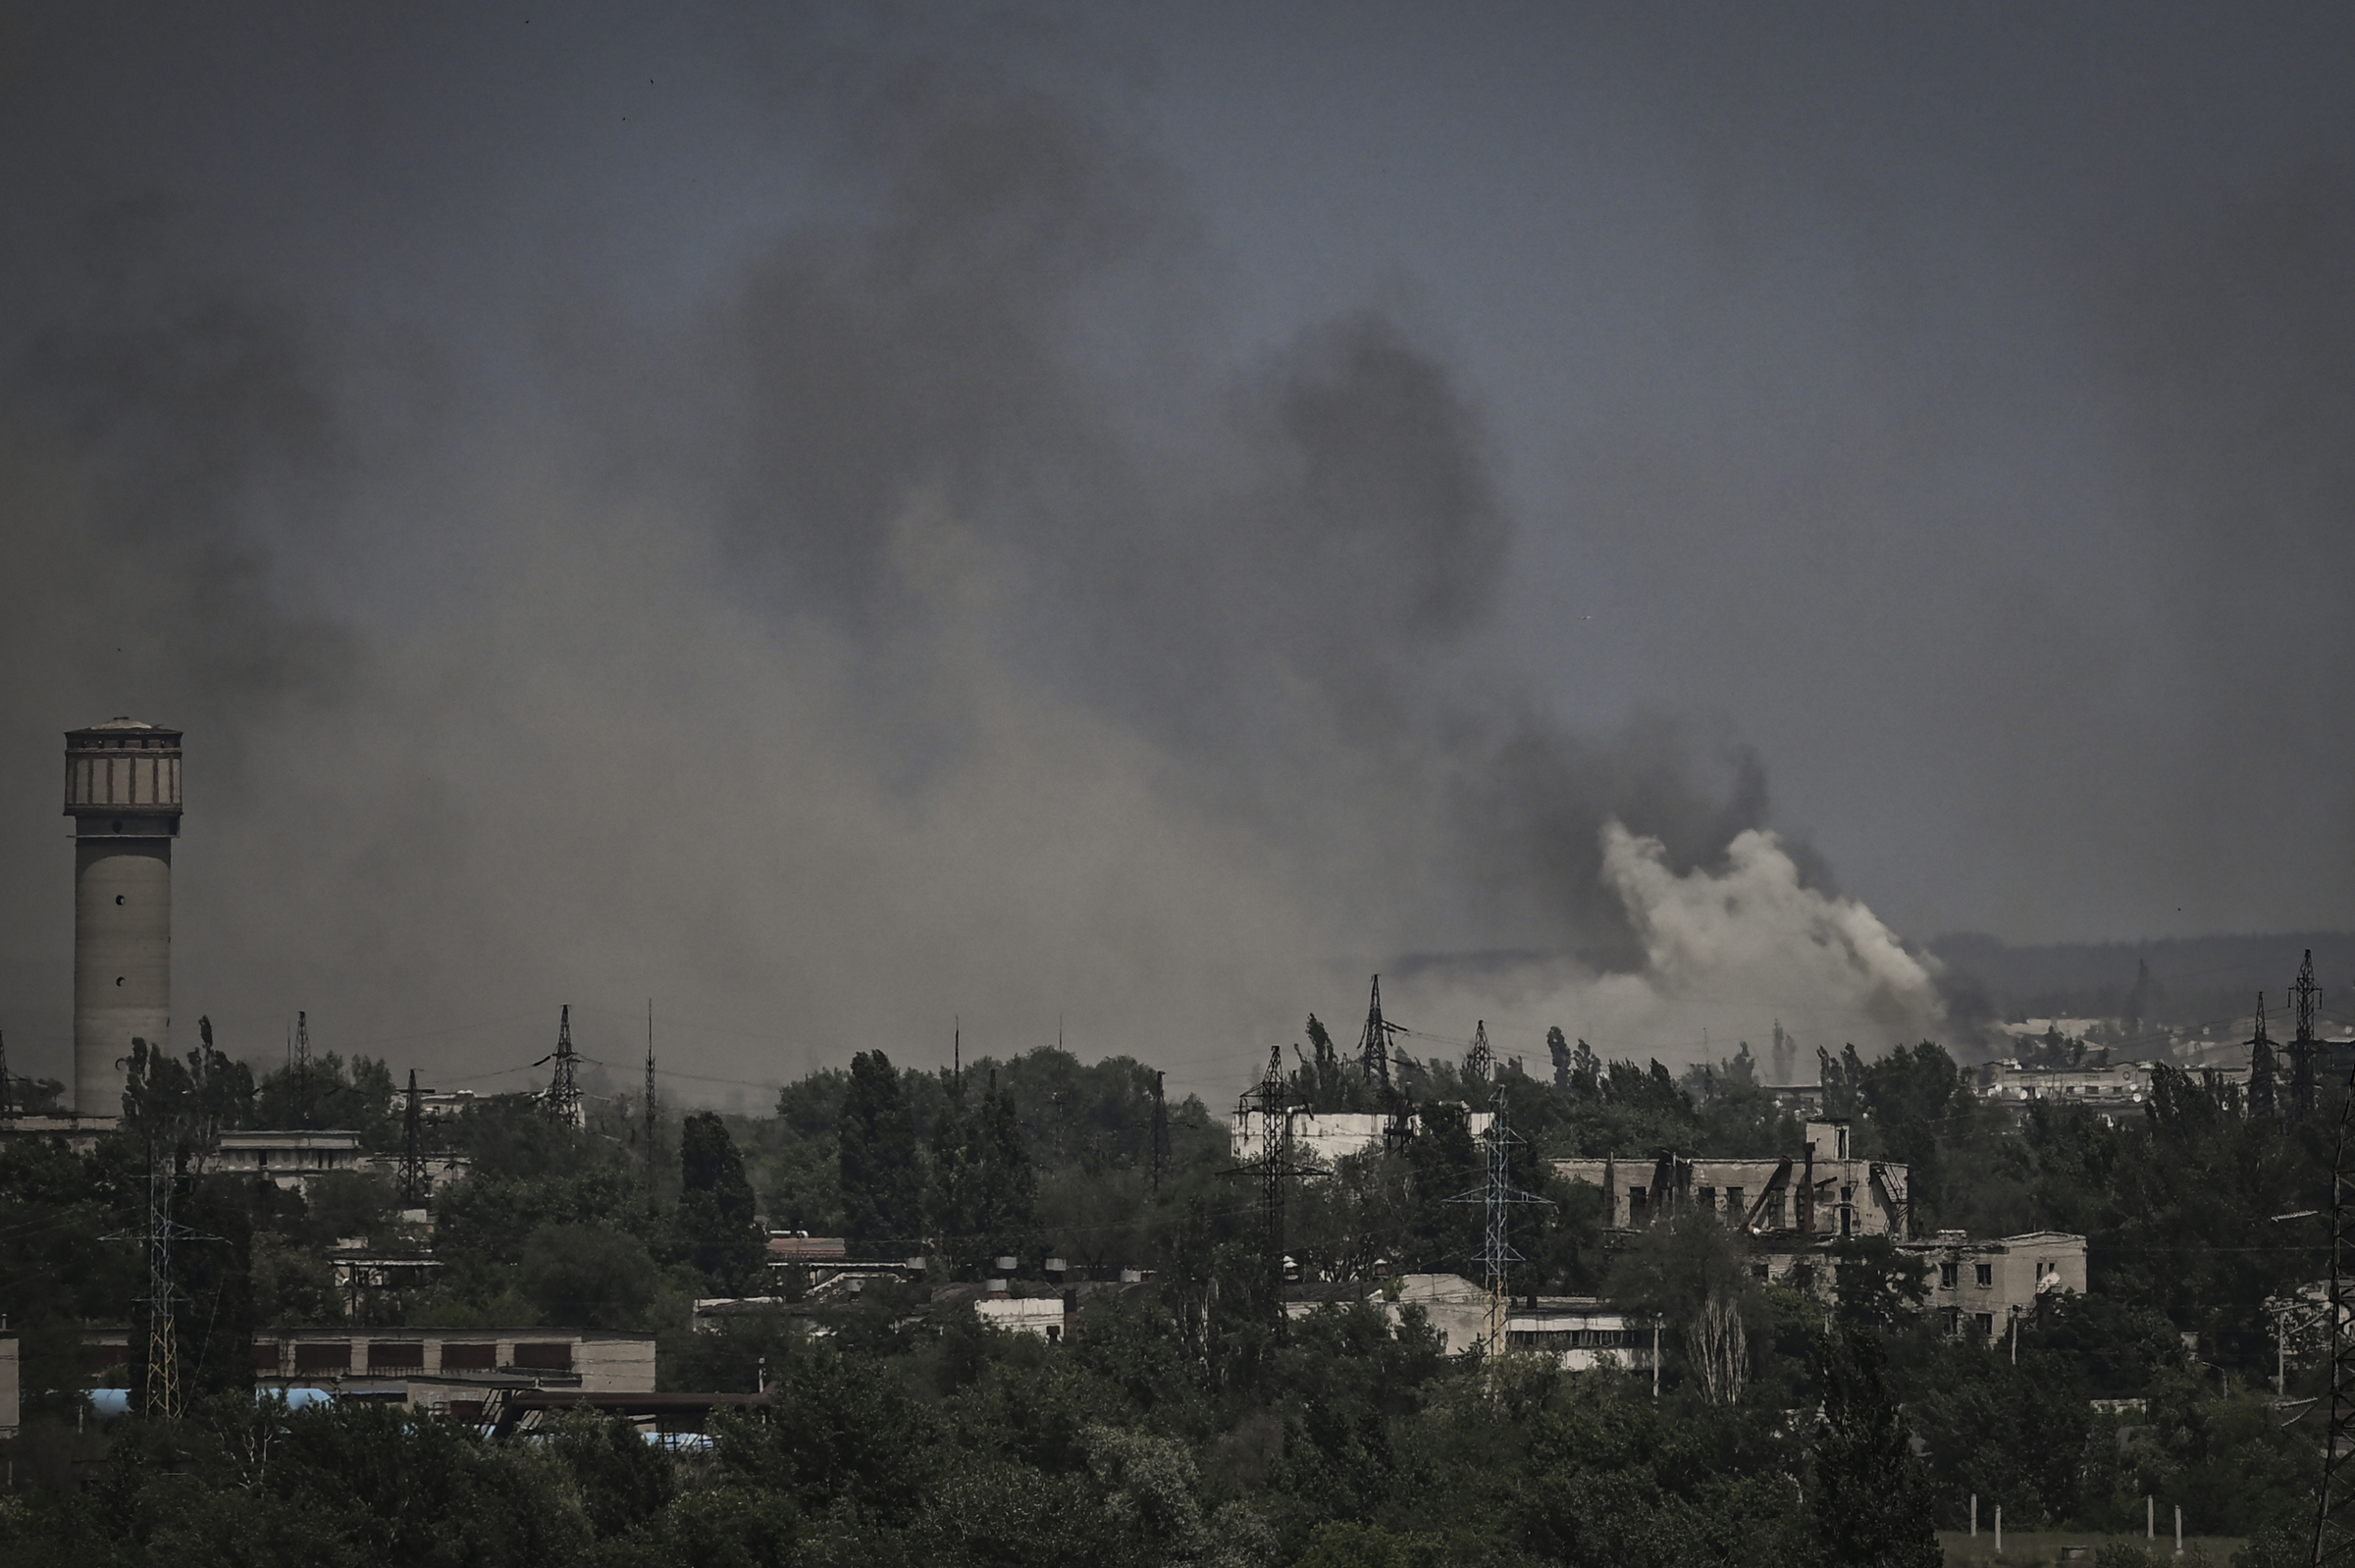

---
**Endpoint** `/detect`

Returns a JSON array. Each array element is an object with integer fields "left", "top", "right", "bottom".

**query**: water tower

[{"left": 64, "top": 718, "right": 182, "bottom": 1118}]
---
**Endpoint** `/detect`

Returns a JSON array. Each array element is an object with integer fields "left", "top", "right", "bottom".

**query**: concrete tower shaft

[{"left": 65, "top": 718, "right": 182, "bottom": 1118}]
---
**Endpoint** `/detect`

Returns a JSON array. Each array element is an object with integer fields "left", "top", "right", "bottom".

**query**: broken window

[
  {"left": 1940, "top": 1262, "right": 1958, "bottom": 1289},
  {"left": 1974, "top": 1263, "right": 1993, "bottom": 1287}
]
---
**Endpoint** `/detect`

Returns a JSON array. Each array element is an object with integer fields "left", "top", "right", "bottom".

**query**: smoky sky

[{"left": 0, "top": 3, "right": 2348, "bottom": 1101}]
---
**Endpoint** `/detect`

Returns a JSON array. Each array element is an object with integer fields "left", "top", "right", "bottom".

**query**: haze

[{"left": 1, "top": 3, "right": 2347, "bottom": 1102}]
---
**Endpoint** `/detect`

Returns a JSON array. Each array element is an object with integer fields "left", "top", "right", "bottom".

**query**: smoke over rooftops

[{"left": 0, "top": 6, "right": 2344, "bottom": 1095}]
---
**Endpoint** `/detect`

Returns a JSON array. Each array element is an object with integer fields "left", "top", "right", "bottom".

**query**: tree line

[{"left": 0, "top": 1017, "right": 2338, "bottom": 1564}]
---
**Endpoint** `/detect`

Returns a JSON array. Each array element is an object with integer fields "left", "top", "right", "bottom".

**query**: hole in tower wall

[
  {"left": 116, "top": 976, "right": 126, "bottom": 987},
  {"left": 116, "top": 895, "right": 126, "bottom": 906}
]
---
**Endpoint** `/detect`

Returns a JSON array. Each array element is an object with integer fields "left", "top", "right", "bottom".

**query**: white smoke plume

[{"left": 1399, "top": 821, "right": 1944, "bottom": 1073}]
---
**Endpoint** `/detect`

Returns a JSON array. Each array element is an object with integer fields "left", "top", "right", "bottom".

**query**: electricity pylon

[
  {"left": 536, "top": 1005, "right": 583, "bottom": 1127},
  {"left": 1228, "top": 1047, "right": 1309, "bottom": 1332},
  {"left": 2294, "top": 951, "right": 2324, "bottom": 1123},
  {"left": 1466, "top": 1019, "right": 1492, "bottom": 1083},
  {"left": 1450, "top": 1086, "right": 1551, "bottom": 1359},
  {"left": 1357, "top": 975, "right": 1400, "bottom": 1094},
  {"left": 1150, "top": 1070, "right": 1170, "bottom": 1193}
]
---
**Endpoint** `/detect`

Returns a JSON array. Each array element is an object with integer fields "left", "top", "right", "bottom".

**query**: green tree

[
  {"left": 679, "top": 1112, "right": 766, "bottom": 1292},
  {"left": 972, "top": 1075, "right": 1039, "bottom": 1262},
  {"left": 519, "top": 1222, "right": 659, "bottom": 1329},
  {"left": 839, "top": 1050, "right": 923, "bottom": 1257},
  {"left": 1810, "top": 1326, "right": 1939, "bottom": 1568}
]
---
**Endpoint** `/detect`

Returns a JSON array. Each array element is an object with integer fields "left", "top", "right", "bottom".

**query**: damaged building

[{"left": 1552, "top": 1119, "right": 1910, "bottom": 1240}]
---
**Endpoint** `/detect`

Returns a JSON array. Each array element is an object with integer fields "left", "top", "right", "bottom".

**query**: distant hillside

[{"left": 1928, "top": 930, "right": 2355, "bottom": 1034}]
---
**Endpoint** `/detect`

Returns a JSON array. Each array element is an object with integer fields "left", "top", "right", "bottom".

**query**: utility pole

[
  {"left": 1466, "top": 1019, "right": 1492, "bottom": 1083},
  {"left": 539, "top": 1005, "right": 582, "bottom": 1127},
  {"left": 399, "top": 1070, "right": 426, "bottom": 1207},
  {"left": 1356, "top": 975, "right": 1397, "bottom": 1095},
  {"left": 645, "top": 1000, "right": 658, "bottom": 1222},
  {"left": 1149, "top": 1070, "right": 1170, "bottom": 1193}
]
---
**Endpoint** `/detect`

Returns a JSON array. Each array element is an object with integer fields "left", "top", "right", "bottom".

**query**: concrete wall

[
  {"left": 1910, "top": 1231, "right": 2088, "bottom": 1334},
  {"left": 1552, "top": 1151, "right": 1909, "bottom": 1237},
  {"left": 1232, "top": 1109, "right": 1494, "bottom": 1168},
  {"left": 73, "top": 836, "right": 171, "bottom": 1116},
  {"left": 247, "top": 1329, "right": 657, "bottom": 1403},
  {"left": 974, "top": 1298, "right": 1065, "bottom": 1339},
  {"left": 1503, "top": 1307, "right": 1658, "bottom": 1373}
]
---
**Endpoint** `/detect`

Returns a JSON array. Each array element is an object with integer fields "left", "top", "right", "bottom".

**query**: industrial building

[
  {"left": 81, "top": 1327, "right": 655, "bottom": 1423},
  {"left": 1552, "top": 1120, "right": 1910, "bottom": 1239},
  {"left": 1904, "top": 1229, "right": 2087, "bottom": 1337},
  {"left": 208, "top": 1128, "right": 468, "bottom": 1193},
  {"left": 1230, "top": 1107, "right": 1494, "bottom": 1167},
  {"left": 1282, "top": 1275, "right": 1659, "bottom": 1374}
]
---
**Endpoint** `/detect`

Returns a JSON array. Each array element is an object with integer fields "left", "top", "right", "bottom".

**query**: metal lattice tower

[
  {"left": 125, "top": 1134, "right": 213, "bottom": 1419},
  {"left": 2295, "top": 951, "right": 2325, "bottom": 1124},
  {"left": 293, "top": 1010, "right": 313, "bottom": 1127},
  {"left": 1150, "top": 1070, "right": 1171, "bottom": 1193},
  {"left": 102, "top": 1061, "right": 221, "bottom": 1419},
  {"left": 142, "top": 1145, "right": 182, "bottom": 1419},
  {"left": 645, "top": 1001, "right": 658, "bottom": 1220},
  {"left": 1466, "top": 1019, "right": 1492, "bottom": 1083},
  {"left": 2251, "top": 994, "right": 2279, "bottom": 1124},
  {"left": 399, "top": 1069, "right": 426, "bottom": 1206},
  {"left": 1450, "top": 1087, "right": 1551, "bottom": 1358},
  {"left": 2319, "top": 1041, "right": 2355, "bottom": 1564},
  {"left": 1228, "top": 1046, "right": 1307, "bottom": 1329},
  {"left": 0, "top": 1028, "right": 12, "bottom": 1119},
  {"left": 541, "top": 1005, "right": 583, "bottom": 1126},
  {"left": 1357, "top": 975, "right": 1400, "bottom": 1094}
]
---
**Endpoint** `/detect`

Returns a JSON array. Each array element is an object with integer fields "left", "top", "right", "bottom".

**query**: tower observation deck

[{"left": 64, "top": 718, "right": 182, "bottom": 1118}]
